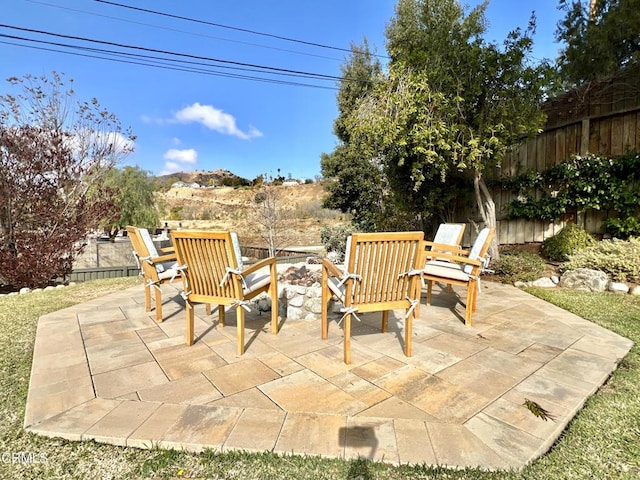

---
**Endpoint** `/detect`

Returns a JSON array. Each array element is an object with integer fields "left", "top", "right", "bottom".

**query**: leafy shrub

[
  {"left": 320, "top": 224, "right": 354, "bottom": 260},
  {"left": 542, "top": 224, "right": 595, "bottom": 262},
  {"left": 564, "top": 237, "right": 640, "bottom": 283},
  {"left": 602, "top": 216, "right": 640, "bottom": 239},
  {"left": 491, "top": 252, "right": 545, "bottom": 283}
]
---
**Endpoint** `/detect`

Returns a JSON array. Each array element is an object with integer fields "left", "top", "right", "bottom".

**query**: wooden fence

[{"left": 456, "top": 65, "right": 640, "bottom": 245}]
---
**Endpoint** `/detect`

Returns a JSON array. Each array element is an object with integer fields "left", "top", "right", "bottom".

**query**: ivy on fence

[{"left": 495, "top": 151, "right": 640, "bottom": 238}]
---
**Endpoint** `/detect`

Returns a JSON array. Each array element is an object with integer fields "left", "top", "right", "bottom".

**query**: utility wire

[
  {"left": 0, "top": 24, "right": 345, "bottom": 81},
  {"left": 0, "top": 34, "right": 336, "bottom": 90},
  {"left": 25, "top": 0, "right": 346, "bottom": 62},
  {"left": 94, "top": 0, "right": 389, "bottom": 60}
]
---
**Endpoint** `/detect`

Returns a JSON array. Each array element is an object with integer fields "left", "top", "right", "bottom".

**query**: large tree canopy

[
  {"left": 101, "top": 165, "right": 160, "bottom": 241},
  {"left": 556, "top": 0, "right": 640, "bottom": 89},
  {"left": 323, "top": 0, "right": 552, "bottom": 257},
  {"left": 0, "top": 72, "right": 135, "bottom": 288}
]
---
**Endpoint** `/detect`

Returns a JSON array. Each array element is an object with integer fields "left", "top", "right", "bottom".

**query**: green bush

[
  {"left": 542, "top": 224, "right": 596, "bottom": 262},
  {"left": 564, "top": 237, "right": 640, "bottom": 283},
  {"left": 492, "top": 252, "right": 546, "bottom": 283},
  {"left": 320, "top": 224, "right": 354, "bottom": 255}
]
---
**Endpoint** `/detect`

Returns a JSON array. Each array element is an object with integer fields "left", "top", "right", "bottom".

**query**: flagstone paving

[{"left": 24, "top": 280, "right": 633, "bottom": 470}]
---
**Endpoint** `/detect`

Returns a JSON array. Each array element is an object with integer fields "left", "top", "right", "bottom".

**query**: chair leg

[
  {"left": 205, "top": 304, "right": 212, "bottom": 316},
  {"left": 321, "top": 285, "right": 329, "bottom": 340},
  {"left": 381, "top": 310, "right": 389, "bottom": 333},
  {"left": 154, "top": 287, "right": 163, "bottom": 322},
  {"left": 237, "top": 307, "right": 245, "bottom": 355},
  {"left": 186, "top": 301, "right": 194, "bottom": 346},
  {"left": 426, "top": 280, "right": 433, "bottom": 307},
  {"left": 464, "top": 284, "right": 475, "bottom": 326},
  {"left": 270, "top": 284, "right": 278, "bottom": 335},
  {"left": 344, "top": 313, "right": 351, "bottom": 364},
  {"left": 219, "top": 305, "right": 225, "bottom": 327},
  {"left": 144, "top": 283, "right": 151, "bottom": 312},
  {"left": 405, "top": 309, "right": 413, "bottom": 357}
]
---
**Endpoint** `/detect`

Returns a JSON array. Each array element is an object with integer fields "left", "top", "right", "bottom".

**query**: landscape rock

[
  {"left": 19, "top": 287, "right": 31, "bottom": 294},
  {"left": 559, "top": 268, "right": 609, "bottom": 292},
  {"left": 531, "top": 277, "right": 557, "bottom": 288},
  {"left": 551, "top": 275, "right": 560, "bottom": 284},
  {"left": 609, "top": 282, "right": 630, "bottom": 294},
  {"left": 630, "top": 285, "right": 640, "bottom": 296}
]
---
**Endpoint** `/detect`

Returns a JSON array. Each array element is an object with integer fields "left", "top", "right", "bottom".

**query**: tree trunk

[{"left": 473, "top": 170, "right": 500, "bottom": 261}]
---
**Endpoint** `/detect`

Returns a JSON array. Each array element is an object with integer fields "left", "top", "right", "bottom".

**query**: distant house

[
  {"left": 171, "top": 181, "right": 186, "bottom": 188},
  {"left": 282, "top": 180, "right": 299, "bottom": 187}
]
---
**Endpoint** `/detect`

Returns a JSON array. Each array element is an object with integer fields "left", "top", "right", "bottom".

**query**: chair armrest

[
  {"left": 321, "top": 258, "right": 342, "bottom": 278},
  {"left": 158, "top": 246, "right": 175, "bottom": 255},
  {"left": 147, "top": 253, "right": 177, "bottom": 264},
  {"left": 425, "top": 253, "right": 482, "bottom": 268},
  {"left": 424, "top": 241, "right": 468, "bottom": 255},
  {"left": 242, "top": 256, "right": 276, "bottom": 275}
]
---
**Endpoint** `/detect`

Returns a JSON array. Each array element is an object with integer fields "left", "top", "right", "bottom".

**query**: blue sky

[{"left": 1, "top": 0, "right": 565, "bottom": 181}]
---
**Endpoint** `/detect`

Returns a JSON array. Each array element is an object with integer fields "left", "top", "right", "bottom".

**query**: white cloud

[
  {"left": 160, "top": 161, "right": 183, "bottom": 175},
  {"left": 174, "top": 102, "right": 263, "bottom": 140},
  {"left": 163, "top": 148, "right": 198, "bottom": 164},
  {"left": 160, "top": 148, "right": 198, "bottom": 175}
]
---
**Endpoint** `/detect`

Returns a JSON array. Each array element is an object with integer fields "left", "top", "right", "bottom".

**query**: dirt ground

[{"left": 156, "top": 183, "right": 346, "bottom": 247}]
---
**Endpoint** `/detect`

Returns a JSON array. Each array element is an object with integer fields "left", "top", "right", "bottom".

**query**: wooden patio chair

[
  {"left": 126, "top": 226, "right": 179, "bottom": 322},
  {"left": 422, "top": 227, "right": 495, "bottom": 326},
  {"left": 321, "top": 231, "right": 425, "bottom": 364},
  {"left": 170, "top": 230, "right": 278, "bottom": 354}
]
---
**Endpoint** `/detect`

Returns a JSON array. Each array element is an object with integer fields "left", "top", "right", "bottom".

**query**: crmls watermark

[{"left": 1, "top": 452, "right": 48, "bottom": 465}]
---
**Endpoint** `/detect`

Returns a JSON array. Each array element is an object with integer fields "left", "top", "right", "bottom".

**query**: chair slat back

[
  {"left": 345, "top": 232, "right": 423, "bottom": 306},
  {"left": 171, "top": 230, "right": 242, "bottom": 299}
]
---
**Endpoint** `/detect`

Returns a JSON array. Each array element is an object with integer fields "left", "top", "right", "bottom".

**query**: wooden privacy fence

[{"left": 457, "top": 65, "right": 640, "bottom": 245}]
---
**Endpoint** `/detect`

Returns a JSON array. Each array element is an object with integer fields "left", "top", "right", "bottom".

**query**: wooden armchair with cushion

[
  {"left": 127, "top": 226, "right": 179, "bottom": 322},
  {"left": 170, "top": 230, "right": 279, "bottom": 354},
  {"left": 321, "top": 231, "right": 425, "bottom": 364},
  {"left": 422, "top": 227, "right": 495, "bottom": 326}
]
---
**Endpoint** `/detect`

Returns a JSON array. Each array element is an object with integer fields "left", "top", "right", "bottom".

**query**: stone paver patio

[{"left": 24, "top": 280, "right": 632, "bottom": 470}]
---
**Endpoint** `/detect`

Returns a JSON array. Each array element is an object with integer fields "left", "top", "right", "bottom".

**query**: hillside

[{"left": 156, "top": 181, "right": 346, "bottom": 247}]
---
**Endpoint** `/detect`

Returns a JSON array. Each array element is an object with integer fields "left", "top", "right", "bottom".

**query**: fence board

[
  {"left": 623, "top": 112, "right": 637, "bottom": 150},
  {"left": 599, "top": 118, "right": 612, "bottom": 153},
  {"left": 611, "top": 116, "right": 625, "bottom": 155}
]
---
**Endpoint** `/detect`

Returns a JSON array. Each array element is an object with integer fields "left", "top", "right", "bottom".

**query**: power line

[
  {"left": 0, "top": 36, "right": 339, "bottom": 90},
  {"left": 0, "top": 24, "right": 345, "bottom": 81},
  {"left": 94, "top": 0, "right": 389, "bottom": 60},
  {"left": 25, "top": 0, "right": 346, "bottom": 63}
]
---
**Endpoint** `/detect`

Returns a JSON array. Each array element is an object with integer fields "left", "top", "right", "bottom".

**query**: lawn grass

[{"left": 0, "top": 279, "right": 639, "bottom": 479}]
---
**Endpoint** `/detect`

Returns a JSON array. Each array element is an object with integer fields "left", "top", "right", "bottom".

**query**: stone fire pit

[{"left": 276, "top": 264, "right": 324, "bottom": 320}]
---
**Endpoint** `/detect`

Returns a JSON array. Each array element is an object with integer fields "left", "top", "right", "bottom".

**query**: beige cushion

[
  {"left": 423, "top": 262, "right": 470, "bottom": 282},
  {"left": 243, "top": 267, "right": 271, "bottom": 295}
]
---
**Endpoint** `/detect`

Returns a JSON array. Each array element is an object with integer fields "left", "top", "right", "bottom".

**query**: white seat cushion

[
  {"left": 243, "top": 266, "right": 271, "bottom": 295},
  {"left": 157, "top": 261, "right": 180, "bottom": 280},
  {"left": 327, "top": 276, "right": 346, "bottom": 301},
  {"left": 423, "top": 261, "right": 471, "bottom": 282}
]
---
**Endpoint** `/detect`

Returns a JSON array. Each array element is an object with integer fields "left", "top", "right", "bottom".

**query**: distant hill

[{"left": 156, "top": 169, "right": 251, "bottom": 188}]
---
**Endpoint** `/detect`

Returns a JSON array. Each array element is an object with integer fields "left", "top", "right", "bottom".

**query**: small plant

[
  {"left": 542, "top": 224, "right": 595, "bottom": 262},
  {"left": 492, "top": 252, "right": 545, "bottom": 283},
  {"left": 564, "top": 237, "right": 640, "bottom": 283},
  {"left": 320, "top": 224, "right": 354, "bottom": 260}
]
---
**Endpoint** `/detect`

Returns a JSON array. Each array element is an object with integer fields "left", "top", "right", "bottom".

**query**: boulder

[
  {"left": 531, "top": 277, "right": 557, "bottom": 288},
  {"left": 559, "top": 268, "right": 609, "bottom": 292},
  {"left": 630, "top": 285, "right": 640, "bottom": 296},
  {"left": 608, "top": 282, "right": 630, "bottom": 294}
]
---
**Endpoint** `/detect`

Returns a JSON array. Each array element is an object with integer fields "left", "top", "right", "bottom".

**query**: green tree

[
  {"left": 320, "top": 42, "right": 387, "bottom": 231},
  {"left": 346, "top": 0, "right": 551, "bottom": 257},
  {"left": 101, "top": 165, "right": 160, "bottom": 240},
  {"left": 0, "top": 72, "right": 135, "bottom": 288},
  {"left": 555, "top": 0, "right": 640, "bottom": 89}
]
